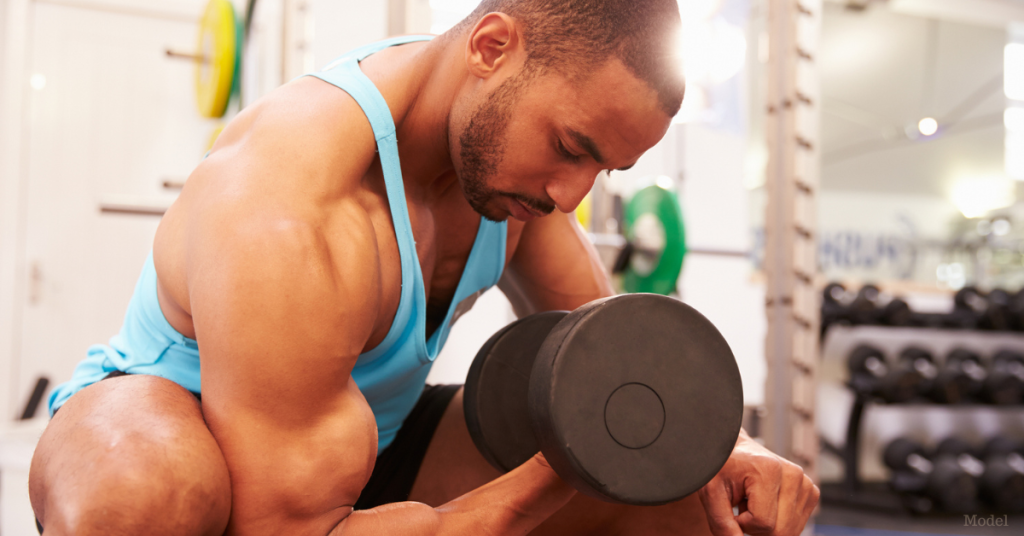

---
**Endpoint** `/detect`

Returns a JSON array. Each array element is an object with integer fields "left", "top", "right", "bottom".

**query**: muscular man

[{"left": 29, "top": 1, "right": 819, "bottom": 534}]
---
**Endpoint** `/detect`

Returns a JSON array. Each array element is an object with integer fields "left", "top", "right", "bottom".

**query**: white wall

[
  {"left": 678, "top": 125, "right": 766, "bottom": 406},
  {"left": 312, "top": 0, "right": 387, "bottom": 69},
  {"left": 0, "top": 0, "right": 31, "bottom": 423},
  {"left": 427, "top": 289, "right": 516, "bottom": 384}
]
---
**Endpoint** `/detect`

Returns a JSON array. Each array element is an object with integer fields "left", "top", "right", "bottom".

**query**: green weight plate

[
  {"left": 623, "top": 185, "right": 686, "bottom": 295},
  {"left": 230, "top": 5, "right": 243, "bottom": 102}
]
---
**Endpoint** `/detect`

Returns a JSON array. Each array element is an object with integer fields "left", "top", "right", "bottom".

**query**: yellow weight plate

[
  {"left": 195, "top": 0, "right": 237, "bottom": 118},
  {"left": 576, "top": 192, "right": 592, "bottom": 229},
  {"left": 206, "top": 124, "right": 225, "bottom": 152}
]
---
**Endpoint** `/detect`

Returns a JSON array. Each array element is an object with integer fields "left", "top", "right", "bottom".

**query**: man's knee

[
  {"left": 30, "top": 375, "right": 231, "bottom": 535},
  {"left": 42, "top": 458, "right": 229, "bottom": 535}
]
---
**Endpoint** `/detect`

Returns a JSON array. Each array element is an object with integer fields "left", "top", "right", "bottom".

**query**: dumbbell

[
  {"left": 1007, "top": 289, "right": 1024, "bottom": 331},
  {"left": 978, "top": 436, "right": 1024, "bottom": 512},
  {"left": 929, "top": 348, "right": 986, "bottom": 404},
  {"left": 821, "top": 282, "right": 852, "bottom": 337},
  {"left": 852, "top": 285, "right": 913, "bottom": 327},
  {"left": 892, "top": 347, "right": 937, "bottom": 402},
  {"left": 980, "top": 289, "right": 1013, "bottom": 331},
  {"left": 463, "top": 294, "right": 744, "bottom": 505},
  {"left": 981, "top": 350, "right": 1024, "bottom": 405},
  {"left": 879, "top": 297, "right": 913, "bottom": 327},
  {"left": 948, "top": 287, "right": 986, "bottom": 330},
  {"left": 884, "top": 437, "right": 978, "bottom": 513},
  {"left": 846, "top": 345, "right": 888, "bottom": 398},
  {"left": 846, "top": 346, "right": 935, "bottom": 403},
  {"left": 847, "top": 284, "right": 882, "bottom": 325}
]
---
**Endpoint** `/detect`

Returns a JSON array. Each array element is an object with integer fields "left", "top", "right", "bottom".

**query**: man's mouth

[{"left": 507, "top": 197, "right": 542, "bottom": 221}]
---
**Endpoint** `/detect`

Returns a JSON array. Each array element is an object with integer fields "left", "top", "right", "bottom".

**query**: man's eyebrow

[{"left": 566, "top": 128, "right": 606, "bottom": 165}]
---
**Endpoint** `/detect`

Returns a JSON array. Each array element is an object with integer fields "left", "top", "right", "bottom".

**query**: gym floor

[{"left": 817, "top": 490, "right": 1023, "bottom": 536}]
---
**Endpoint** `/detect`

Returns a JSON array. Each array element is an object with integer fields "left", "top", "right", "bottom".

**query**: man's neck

[{"left": 359, "top": 35, "right": 468, "bottom": 205}]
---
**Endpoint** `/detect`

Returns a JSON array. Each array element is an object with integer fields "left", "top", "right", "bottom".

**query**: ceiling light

[
  {"left": 918, "top": 117, "right": 939, "bottom": 137},
  {"left": 1007, "top": 43, "right": 1024, "bottom": 101},
  {"left": 29, "top": 74, "right": 46, "bottom": 91}
]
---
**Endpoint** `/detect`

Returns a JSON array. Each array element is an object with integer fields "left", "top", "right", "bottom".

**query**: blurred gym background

[{"left": 1, "top": 0, "right": 1024, "bottom": 534}]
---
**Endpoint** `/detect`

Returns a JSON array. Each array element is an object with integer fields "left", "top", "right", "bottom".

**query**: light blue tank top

[{"left": 48, "top": 35, "right": 508, "bottom": 453}]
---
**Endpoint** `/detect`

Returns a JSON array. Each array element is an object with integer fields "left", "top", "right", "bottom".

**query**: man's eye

[{"left": 557, "top": 139, "right": 582, "bottom": 163}]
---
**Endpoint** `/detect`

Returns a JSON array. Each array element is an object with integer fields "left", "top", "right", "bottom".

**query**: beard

[{"left": 457, "top": 69, "right": 555, "bottom": 222}]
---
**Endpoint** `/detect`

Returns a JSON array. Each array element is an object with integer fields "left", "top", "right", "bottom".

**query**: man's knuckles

[{"left": 737, "top": 510, "right": 776, "bottom": 535}]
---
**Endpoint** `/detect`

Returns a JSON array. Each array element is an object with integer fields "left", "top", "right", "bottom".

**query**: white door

[{"left": 16, "top": 2, "right": 213, "bottom": 413}]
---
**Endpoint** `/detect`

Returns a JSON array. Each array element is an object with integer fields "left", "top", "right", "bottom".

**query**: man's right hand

[{"left": 336, "top": 453, "right": 577, "bottom": 536}]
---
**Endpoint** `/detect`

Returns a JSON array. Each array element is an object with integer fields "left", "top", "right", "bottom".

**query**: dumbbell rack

[{"left": 820, "top": 324, "right": 1024, "bottom": 514}]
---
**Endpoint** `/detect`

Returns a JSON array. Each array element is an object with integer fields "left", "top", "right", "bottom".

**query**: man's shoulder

[
  {"left": 240, "top": 77, "right": 379, "bottom": 175},
  {"left": 181, "top": 79, "right": 386, "bottom": 293}
]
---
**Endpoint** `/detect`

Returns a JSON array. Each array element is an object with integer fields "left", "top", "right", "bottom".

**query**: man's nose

[{"left": 547, "top": 169, "right": 601, "bottom": 213}]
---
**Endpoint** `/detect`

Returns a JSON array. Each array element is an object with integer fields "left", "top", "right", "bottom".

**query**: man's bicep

[
  {"left": 501, "top": 211, "right": 613, "bottom": 315},
  {"left": 186, "top": 214, "right": 381, "bottom": 533},
  {"left": 189, "top": 216, "right": 376, "bottom": 407}
]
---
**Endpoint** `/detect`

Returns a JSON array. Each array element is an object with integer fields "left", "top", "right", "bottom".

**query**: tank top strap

[{"left": 305, "top": 36, "right": 433, "bottom": 358}]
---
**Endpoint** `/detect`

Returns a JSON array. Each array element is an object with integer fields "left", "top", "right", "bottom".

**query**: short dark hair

[{"left": 451, "top": 0, "right": 685, "bottom": 117}]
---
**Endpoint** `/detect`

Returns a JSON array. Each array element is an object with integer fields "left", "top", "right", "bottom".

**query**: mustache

[{"left": 506, "top": 192, "right": 556, "bottom": 216}]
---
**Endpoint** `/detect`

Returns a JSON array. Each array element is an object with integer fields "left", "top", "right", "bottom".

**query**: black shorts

[
  {"left": 354, "top": 383, "right": 461, "bottom": 508},
  {"left": 38, "top": 382, "right": 461, "bottom": 533}
]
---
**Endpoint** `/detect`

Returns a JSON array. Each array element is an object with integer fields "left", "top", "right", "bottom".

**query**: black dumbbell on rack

[
  {"left": 929, "top": 348, "right": 987, "bottom": 404},
  {"left": 884, "top": 437, "right": 980, "bottom": 513},
  {"left": 978, "top": 436, "right": 1024, "bottom": 513},
  {"left": 1007, "top": 289, "right": 1024, "bottom": 331},
  {"left": 946, "top": 287, "right": 988, "bottom": 330},
  {"left": 980, "top": 289, "right": 1013, "bottom": 331},
  {"left": 846, "top": 346, "right": 937, "bottom": 403},
  {"left": 847, "top": 345, "right": 889, "bottom": 399},
  {"left": 822, "top": 283, "right": 913, "bottom": 337},
  {"left": 932, "top": 436, "right": 1024, "bottom": 513},
  {"left": 981, "top": 350, "right": 1024, "bottom": 405},
  {"left": 847, "top": 284, "right": 882, "bottom": 325},
  {"left": 822, "top": 283, "right": 852, "bottom": 337}
]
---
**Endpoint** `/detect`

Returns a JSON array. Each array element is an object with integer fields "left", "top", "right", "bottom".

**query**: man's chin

[{"left": 476, "top": 205, "right": 510, "bottom": 224}]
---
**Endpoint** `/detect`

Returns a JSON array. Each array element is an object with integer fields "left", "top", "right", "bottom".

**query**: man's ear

[{"left": 465, "top": 12, "right": 524, "bottom": 80}]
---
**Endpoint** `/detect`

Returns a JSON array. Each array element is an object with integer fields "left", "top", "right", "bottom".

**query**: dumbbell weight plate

[
  {"left": 529, "top": 294, "right": 743, "bottom": 505},
  {"left": 464, "top": 311, "right": 568, "bottom": 472}
]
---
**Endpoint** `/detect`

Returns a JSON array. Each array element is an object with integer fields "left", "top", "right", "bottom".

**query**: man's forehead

[{"left": 553, "top": 73, "right": 669, "bottom": 168}]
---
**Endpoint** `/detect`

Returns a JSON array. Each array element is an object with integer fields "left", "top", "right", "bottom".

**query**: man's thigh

[
  {"left": 408, "top": 387, "right": 715, "bottom": 536},
  {"left": 29, "top": 374, "right": 231, "bottom": 536}
]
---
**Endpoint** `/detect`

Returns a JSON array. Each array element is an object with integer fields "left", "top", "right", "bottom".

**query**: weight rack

[{"left": 819, "top": 324, "right": 1024, "bottom": 514}]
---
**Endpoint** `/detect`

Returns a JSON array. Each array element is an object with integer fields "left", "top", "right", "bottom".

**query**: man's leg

[
  {"left": 408, "top": 387, "right": 715, "bottom": 536},
  {"left": 29, "top": 374, "right": 231, "bottom": 536}
]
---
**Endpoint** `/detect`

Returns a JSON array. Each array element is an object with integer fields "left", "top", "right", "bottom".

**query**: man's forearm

[{"left": 333, "top": 454, "right": 576, "bottom": 536}]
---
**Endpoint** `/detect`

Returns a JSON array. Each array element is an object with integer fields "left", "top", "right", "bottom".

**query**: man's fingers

[
  {"left": 734, "top": 457, "right": 782, "bottom": 535},
  {"left": 764, "top": 463, "right": 807, "bottom": 536},
  {"left": 742, "top": 464, "right": 817, "bottom": 536},
  {"left": 698, "top": 479, "right": 745, "bottom": 536},
  {"left": 802, "top": 478, "right": 821, "bottom": 523}
]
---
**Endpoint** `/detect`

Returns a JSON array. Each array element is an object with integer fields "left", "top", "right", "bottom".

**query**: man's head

[{"left": 448, "top": 0, "right": 685, "bottom": 222}]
